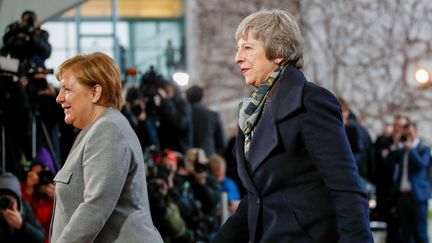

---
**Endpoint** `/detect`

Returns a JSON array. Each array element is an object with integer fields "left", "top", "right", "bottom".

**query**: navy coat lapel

[
  {"left": 246, "top": 105, "right": 278, "bottom": 173},
  {"left": 246, "top": 65, "right": 306, "bottom": 174},
  {"left": 235, "top": 131, "right": 259, "bottom": 195},
  {"left": 272, "top": 65, "right": 306, "bottom": 122}
]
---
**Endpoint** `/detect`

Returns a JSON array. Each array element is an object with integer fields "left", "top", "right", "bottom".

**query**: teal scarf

[{"left": 238, "top": 65, "right": 286, "bottom": 157}]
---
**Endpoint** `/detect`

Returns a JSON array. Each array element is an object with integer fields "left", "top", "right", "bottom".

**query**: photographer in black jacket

[
  {"left": 0, "top": 172, "right": 45, "bottom": 243},
  {"left": 1, "top": 10, "right": 51, "bottom": 71}
]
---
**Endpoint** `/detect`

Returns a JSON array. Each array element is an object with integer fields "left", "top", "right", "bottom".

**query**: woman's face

[
  {"left": 56, "top": 73, "right": 95, "bottom": 129},
  {"left": 235, "top": 32, "right": 279, "bottom": 87}
]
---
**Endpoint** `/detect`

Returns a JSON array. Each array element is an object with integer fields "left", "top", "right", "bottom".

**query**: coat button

[{"left": 256, "top": 198, "right": 261, "bottom": 205}]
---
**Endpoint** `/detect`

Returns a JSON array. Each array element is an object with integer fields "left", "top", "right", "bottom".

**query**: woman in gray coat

[{"left": 50, "top": 52, "right": 163, "bottom": 243}]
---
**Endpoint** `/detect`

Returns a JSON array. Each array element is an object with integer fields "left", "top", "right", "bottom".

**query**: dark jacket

[
  {"left": 1, "top": 22, "right": 51, "bottom": 64},
  {"left": 158, "top": 96, "right": 192, "bottom": 153},
  {"left": 213, "top": 65, "right": 372, "bottom": 243},
  {"left": 0, "top": 200, "right": 45, "bottom": 243},
  {"left": 190, "top": 103, "right": 225, "bottom": 156}
]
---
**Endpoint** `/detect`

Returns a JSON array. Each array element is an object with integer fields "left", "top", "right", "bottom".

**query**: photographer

[
  {"left": 385, "top": 121, "right": 431, "bottom": 243},
  {"left": 138, "top": 67, "right": 192, "bottom": 153},
  {"left": 123, "top": 87, "right": 159, "bottom": 151},
  {"left": 1, "top": 10, "right": 51, "bottom": 70},
  {"left": 26, "top": 72, "right": 64, "bottom": 167},
  {"left": 183, "top": 148, "right": 221, "bottom": 241},
  {"left": 157, "top": 81, "right": 192, "bottom": 153},
  {"left": 0, "top": 172, "right": 45, "bottom": 243},
  {"left": 30, "top": 170, "right": 55, "bottom": 240},
  {"left": 148, "top": 163, "right": 193, "bottom": 243}
]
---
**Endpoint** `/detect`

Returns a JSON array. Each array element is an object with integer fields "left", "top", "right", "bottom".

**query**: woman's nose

[
  {"left": 235, "top": 49, "right": 244, "bottom": 64},
  {"left": 56, "top": 90, "right": 64, "bottom": 104}
]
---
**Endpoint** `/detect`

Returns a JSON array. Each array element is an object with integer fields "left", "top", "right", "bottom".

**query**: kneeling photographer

[
  {"left": 0, "top": 172, "right": 45, "bottom": 243},
  {"left": 1, "top": 10, "right": 51, "bottom": 72}
]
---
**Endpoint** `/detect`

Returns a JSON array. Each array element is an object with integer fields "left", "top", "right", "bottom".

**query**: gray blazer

[{"left": 50, "top": 108, "right": 163, "bottom": 243}]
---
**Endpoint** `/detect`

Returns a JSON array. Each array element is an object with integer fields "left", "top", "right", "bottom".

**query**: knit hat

[
  {"left": 0, "top": 172, "right": 22, "bottom": 199},
  {"left": 155, "top": 149, "right": 179, "bottom": 165}
]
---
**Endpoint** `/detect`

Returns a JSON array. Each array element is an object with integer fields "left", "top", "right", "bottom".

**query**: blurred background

[{"left": 1, "top": 0, "right": 432, "bottom": 242}]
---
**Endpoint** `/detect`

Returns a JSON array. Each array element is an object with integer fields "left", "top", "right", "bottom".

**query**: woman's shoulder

[
  {"left": 87, "top": 109, "right": 131, "bottom": 139},
  {"left": 95, "top": 108, "right": 129, "bottom": 127},
  {"left": 302, "top": 81, "right": 339, "bottom": 105},
  {"left": 303, "top": 81, "right": 335, "bottom": 98}
]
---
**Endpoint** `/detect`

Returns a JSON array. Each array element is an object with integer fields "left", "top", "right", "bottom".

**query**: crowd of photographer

[
  {"left": 0, "top": 10, "right": 75, "bottom": 243},
  {"left": 120, "top": 68, "right": 243, "bottom": 242},
  {"left": 339, "top": 97, "right": 432, "bottom": 243},
  {"left": 0, "top": 10, "right": 66, "bottom": 180}
]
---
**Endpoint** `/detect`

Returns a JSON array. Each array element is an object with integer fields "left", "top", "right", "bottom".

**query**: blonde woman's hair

[{"left": 55, "top": 52, "right": 123, "bottom": 110}]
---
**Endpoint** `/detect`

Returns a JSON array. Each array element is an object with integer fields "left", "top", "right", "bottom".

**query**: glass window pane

[{"left": 81, "top": 22, "right": 113, "bottom": 34}]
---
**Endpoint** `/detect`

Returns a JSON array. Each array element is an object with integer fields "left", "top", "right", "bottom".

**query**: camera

[
  {"left": 399, "top": 123, "right": 412, "bottom": 143},
  {"left": 139, "top": 66, "right": 167, "bottom": 118},
  {"left": 15, "top": 12, "right": 36, "bottom": 35},
  {"left": 24, "top": 15, "right": 35, "bottom": 33},
  {"left": 131, "top": 102, "right": 143, "bottom": 117},
  {"left": 0, "top": 195, "right": 13, "bottom": 210},
  {"left": 38, "top": 170, "right": 54, "bottom": 185},
  {"left": 193, "top": 151, "right": 208, "bottom": 174},
  {"left": 194, "top": 161, "right": 208, "bottom": 174}
]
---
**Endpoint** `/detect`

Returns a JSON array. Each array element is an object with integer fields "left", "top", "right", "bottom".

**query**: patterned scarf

[{"left": 238, "top": 65, "right": 286, "bottom": 157}]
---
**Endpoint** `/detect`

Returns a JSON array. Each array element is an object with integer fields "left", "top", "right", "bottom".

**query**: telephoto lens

[{"left": 0, "top": 195, "right": 13, "bottom": 210}]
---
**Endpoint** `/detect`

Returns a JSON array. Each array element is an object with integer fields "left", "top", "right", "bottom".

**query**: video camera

[
  {"left": 193, "top": 151, "right": 208, "bottom": 174},
  {"left": 0, "top": 55, "right": 53, "bottom": 77},
  {"left": 0, "top": 56, "right": 20, "bottom": 114},
  {"left": 0, "top": 56, "right": 53, "bottom": 117},
  {"left": 399, "top": 123, "right": 413, "bottom": 143},
  {"left": 0, "top": 56, "right": 20, "bottom": 74},
  {"left": 22, "top": 14, "right": 36, "bottom": 34},
  {"left": 9, "top": 20, "right": 35, "bottom": 36},
  {"left": 139, "top": 66, "right": 168, "bottom": 118}
]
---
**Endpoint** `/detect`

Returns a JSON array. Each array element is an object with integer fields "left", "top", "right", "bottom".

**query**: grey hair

[{"left": 235, "top": 9, "right": 304, "bottom": 69}]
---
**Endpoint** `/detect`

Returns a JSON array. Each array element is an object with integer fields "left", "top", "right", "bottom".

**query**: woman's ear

[
  {"left": 91, "top": 84, "right": 103, "bottom": 103},
  {"left": 275, "top": 58, "right": 284, "bottom": 66}
]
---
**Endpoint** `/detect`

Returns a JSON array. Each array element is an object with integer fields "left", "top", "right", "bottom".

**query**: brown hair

[
  {"left": 55, "top": 52, "right": 123, "bottom": 110},
  {"left": 337, "top": 96, "right": 349, "bottom": 111}
]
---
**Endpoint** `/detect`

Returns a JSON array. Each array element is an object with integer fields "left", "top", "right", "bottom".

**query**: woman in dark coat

[{"left": 213, "top": 9, "right": 372, "bottom": 243}]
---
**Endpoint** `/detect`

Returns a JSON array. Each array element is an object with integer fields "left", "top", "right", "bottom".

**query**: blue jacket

[{"left": 386, "top": 142, "right": 431, "bottom": 202}]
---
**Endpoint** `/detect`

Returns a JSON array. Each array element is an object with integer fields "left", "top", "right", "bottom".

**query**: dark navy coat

[{"left": 213, "top": 65, "right": 373, "bottom": 243}]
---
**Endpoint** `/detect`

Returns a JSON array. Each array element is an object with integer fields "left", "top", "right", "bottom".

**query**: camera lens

[{"left": 0, "top": 196, "right": 13, "bottom": 210}]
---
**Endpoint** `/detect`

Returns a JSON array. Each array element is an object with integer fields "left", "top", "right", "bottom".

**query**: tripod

[
  {"left": 31, "top": 106, "right": 61, "bottom": 173},
  {"left": 1, "top": 118, "right": 5, "bottom": 173},
  {"left": 0, "top": 108, "right": 25, "bottom": 176}
]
